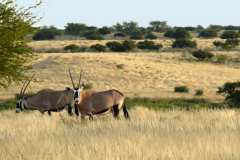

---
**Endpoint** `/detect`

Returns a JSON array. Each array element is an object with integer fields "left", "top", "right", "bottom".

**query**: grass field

[
  {"left": 28, "top": 39, "right": 224, "bottom": 50},
  {"left": 1, "top": 51, "right": 240, "bottom": 101},
  {"left": 1, "top": 40, "right": 240, "bottom": 159},
  {"left": 0, "top": 108, "right": 240, "bottom": 160}
]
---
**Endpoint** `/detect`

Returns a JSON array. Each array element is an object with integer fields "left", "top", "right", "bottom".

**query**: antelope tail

[{"left": 123, "top": 103, "right": 130, "bottom": 119}]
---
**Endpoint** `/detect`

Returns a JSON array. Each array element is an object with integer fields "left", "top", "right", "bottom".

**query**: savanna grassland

[
  {"left": 0, "top": 40, "right": 240, "bottom": 160},
  {"left": 0, "top": 108, "right": 240, "bottom": 160}
]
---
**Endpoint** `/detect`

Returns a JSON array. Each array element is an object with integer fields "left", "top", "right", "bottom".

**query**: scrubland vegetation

[
  {"left": 1, "top": 108, "right": 240, "bottom": 160},
  {"left": 1, "top": 1, "right": 240, "bottom": 159}
]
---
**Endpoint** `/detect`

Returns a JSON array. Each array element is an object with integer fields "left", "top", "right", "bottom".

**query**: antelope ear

[{"left": 65, "top": 87, "right": 71, "bottom": 91}]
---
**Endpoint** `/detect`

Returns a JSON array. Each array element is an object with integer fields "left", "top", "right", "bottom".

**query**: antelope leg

[
  {"left": 74, "top": 104, "right": 79, "bottom": 117},
  {"left": 112, "top": 105, "right": 120, "bottom": 119},
  {"left": 67, "top": 104, "right": 73, "bottom": 116}
]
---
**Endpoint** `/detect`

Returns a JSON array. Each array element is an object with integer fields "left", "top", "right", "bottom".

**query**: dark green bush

[
  {"left": 90, "top": 44, "right": 106, "bottom": 52},
  {"left": 78, "top": 46, "right": 88, "bottom": 52},
  {"left": 221, "top": 30, "right": 239, "bottom": 39},
  {"left": 145, "top": 32, "right": 158, "bottom": 39},
  {"left": 164, "top": 28, "right": 191, "bottom": 39},
  {"left": 195, "top": 89, "right": 204, "bottom": 96},
  {"left": 172, "top": 39, "right": 197, "bottom": 48},
  {"left": 106, "top": 41, "right": 135, "bottom": 52},
  {"left": 83, "top": 31, "right": 103, "bottom": 40},
  {"left": 122, "top": 40, "right": 136, "bottom": 51},
  {"left": 64, "top": 23, "right": 88, "bottom": 36},
  {"left": 33, "top": 26, "right": 61, "bottom": 40},
  {"left": 129, "top": 31, "right": 143, "bottom": 40},
  {"left": 98, "top": 27, "right": 112, "bottom": 35},
  {"left": 217, "top": 82, "right": 240, "bottom": 107},
  {"left": 164, "top": 30, "right": 175, "bottom": 38},
  {"left": 213, "top": 39, "right": 239, "bottom": 50},
  {"left": 225, "top": 38, "right": 239, "bottom": 47},
  {"left": 192, "top": 49, "right": 214, "bottom": 60},
  {"left": 198, "top": 29, "right": 218, "bottom": 38},
  {"left": 114, "top": 32, "right": 126, "bottom": 38},
  {"left": 137, "top": 40, "right": 162, "bottom": 50},
  {"left": 106, "top": 41, "right": 126, "bottom": 52},
  {"left": 64, "top": 44, "right": 80, "bottom": 52},
  {"left": 174, "top": 86, "right": 189, "bottom": 93}
]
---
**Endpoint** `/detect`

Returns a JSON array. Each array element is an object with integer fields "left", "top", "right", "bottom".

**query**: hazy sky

[{"left": 16, "top": 0, "right": 239, "bottom": 28}]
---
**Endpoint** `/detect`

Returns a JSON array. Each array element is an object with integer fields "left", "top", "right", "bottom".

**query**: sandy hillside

[{"left": 0, "top": 52, "right": 240, "bottom": 101}]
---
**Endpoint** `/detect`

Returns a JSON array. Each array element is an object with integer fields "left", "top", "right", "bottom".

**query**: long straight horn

[
  {"left": 19, "top": 80, "right": 28, "bottom": 98},
  {"left": 78, "top": 70, "right": 83, "bottom": 88},
  {"left": 22, "top": 74, "right": 35, "bottom": 96},
  {"left": 68, "top": 68, "right": 75, "bottom": 88}
]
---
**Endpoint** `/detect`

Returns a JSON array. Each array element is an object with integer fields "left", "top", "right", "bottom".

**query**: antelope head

[
  {"left": 68, "top": 69, "right": 84, "bottom": 104},
  {"left": 16, "top": 74, "right": 35, "bottom": 113}
]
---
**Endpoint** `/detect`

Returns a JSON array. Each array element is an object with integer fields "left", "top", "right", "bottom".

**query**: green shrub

[
  {"left": 64, "top": 23, "right": 88, "bottom": 36},
  {"left": 145, "top": 32, "right": 158, "bottom": 39},
  {"left": 126, "top": 97, "right": 223, "bottom": 110},
  {"left": 192, "top": 49, "right": 214, "bottom": 60},
  {"left": 164, "top": 28, "right": 191, "bottom": 39},
  {"left": 172, "top": 39, "right": 197, "bottom": 48},
  {"left": 122, "top": 40, "right": 136, "bottom": 51},
  {"left": 213, "top": 39, "right": 239, "bottom": 50},
  {"left": 174, "top": 86, "right": 189, "bottom": 93},
  {"left": 217, "top": 82, "right": 240, "bottom": 107},
  {"left": 221, "top": 30, "right": 239, "bottom": 39},
  {"left": 215, "top": 54, "right": 229, "bottom": 64},
  {"left": 114, "top": 32, "right": 126, "bottom": 38},
  {"left": 195, "top": 89, "right": 204, "bottom": 96},
  {"left": 106, "top": 41, "right": 126, "bottom": 52},
  {"left": 106, "top": 41, "right": 136, "bottom": 52},
  {"left": 83, "top": 31, "right": 103, "bottom": 40},
  {"left": 33, "top": 26, "right": 61, "bottom": 40},
  {"left": 64, "top": 44, "right": 80, "bottom": 52},
  {"left": 90, "top": 44, "right": 106, "bottom": 52},
  {"left": 137, "top": 40, "right": 162, "bottom": 50},
  {"left": 198, "top": 29, "right": 218, "bottom": 38},
  {"left": 129, "top": 31, "right": 143, "bottom": 40},
  {"left": 98, "top": 27, "right": 112, "bottom": 35},
  {"left": 164, "top": 30, "right": 175, "bottom": 38},
  {"left": 78, "top": 46, "right": 88, "bottom": 52},
  {"left": 225, "top": 38, "right": 239, "bottom": 47}
]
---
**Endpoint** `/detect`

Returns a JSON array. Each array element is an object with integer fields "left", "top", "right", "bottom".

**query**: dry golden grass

[
  {"left": 0, "top": 52, "right": 240, "bottom": 100},
  {"left": 28, "top": 38, "right": 223, "bottom": 50},
  {"left": 0, "top": 108, "right": 239, "bottom": 160}
]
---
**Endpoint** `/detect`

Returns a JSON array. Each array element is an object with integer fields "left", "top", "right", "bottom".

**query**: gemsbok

[
  {"left": 74, "top": 89, "right": 130, "bottom": 120},
  {"left": 15, "top": 69, "right": 84, "bottom": 116}
]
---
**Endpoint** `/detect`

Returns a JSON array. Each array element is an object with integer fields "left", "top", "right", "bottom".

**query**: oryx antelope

[
  {"left": 74, "top": 89, "right": 130, "bottom": 120},
  {"left": 16, "top": 69, "right": 84, "bottom": 116}
]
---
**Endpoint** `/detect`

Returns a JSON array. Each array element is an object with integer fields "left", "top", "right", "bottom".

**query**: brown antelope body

[
  {"left": 75, "top": 89, "right": 130, "bottom": 119},
  {"left": 16, "top": 69, "right": 84, "bottom": 116}
]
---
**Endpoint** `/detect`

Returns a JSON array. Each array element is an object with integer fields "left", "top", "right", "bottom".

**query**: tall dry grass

[
  {"left": 1, "top": 52, "right": 240, "bottom": 100},
  {"left": 0, "top": 108, "right": 240, "bottom": 160}
]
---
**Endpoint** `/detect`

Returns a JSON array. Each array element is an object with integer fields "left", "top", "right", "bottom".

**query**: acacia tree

[{"left": 0, "top": 0, "right": 39, "bottom": 88}]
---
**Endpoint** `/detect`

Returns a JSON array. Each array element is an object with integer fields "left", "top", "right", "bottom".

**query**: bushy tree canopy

[
  {"left": 0, "top": 0, "right": 38, "bottom": 88},
  {"left": 217, "top": 82, "right": 240, "bottom": 107}
]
